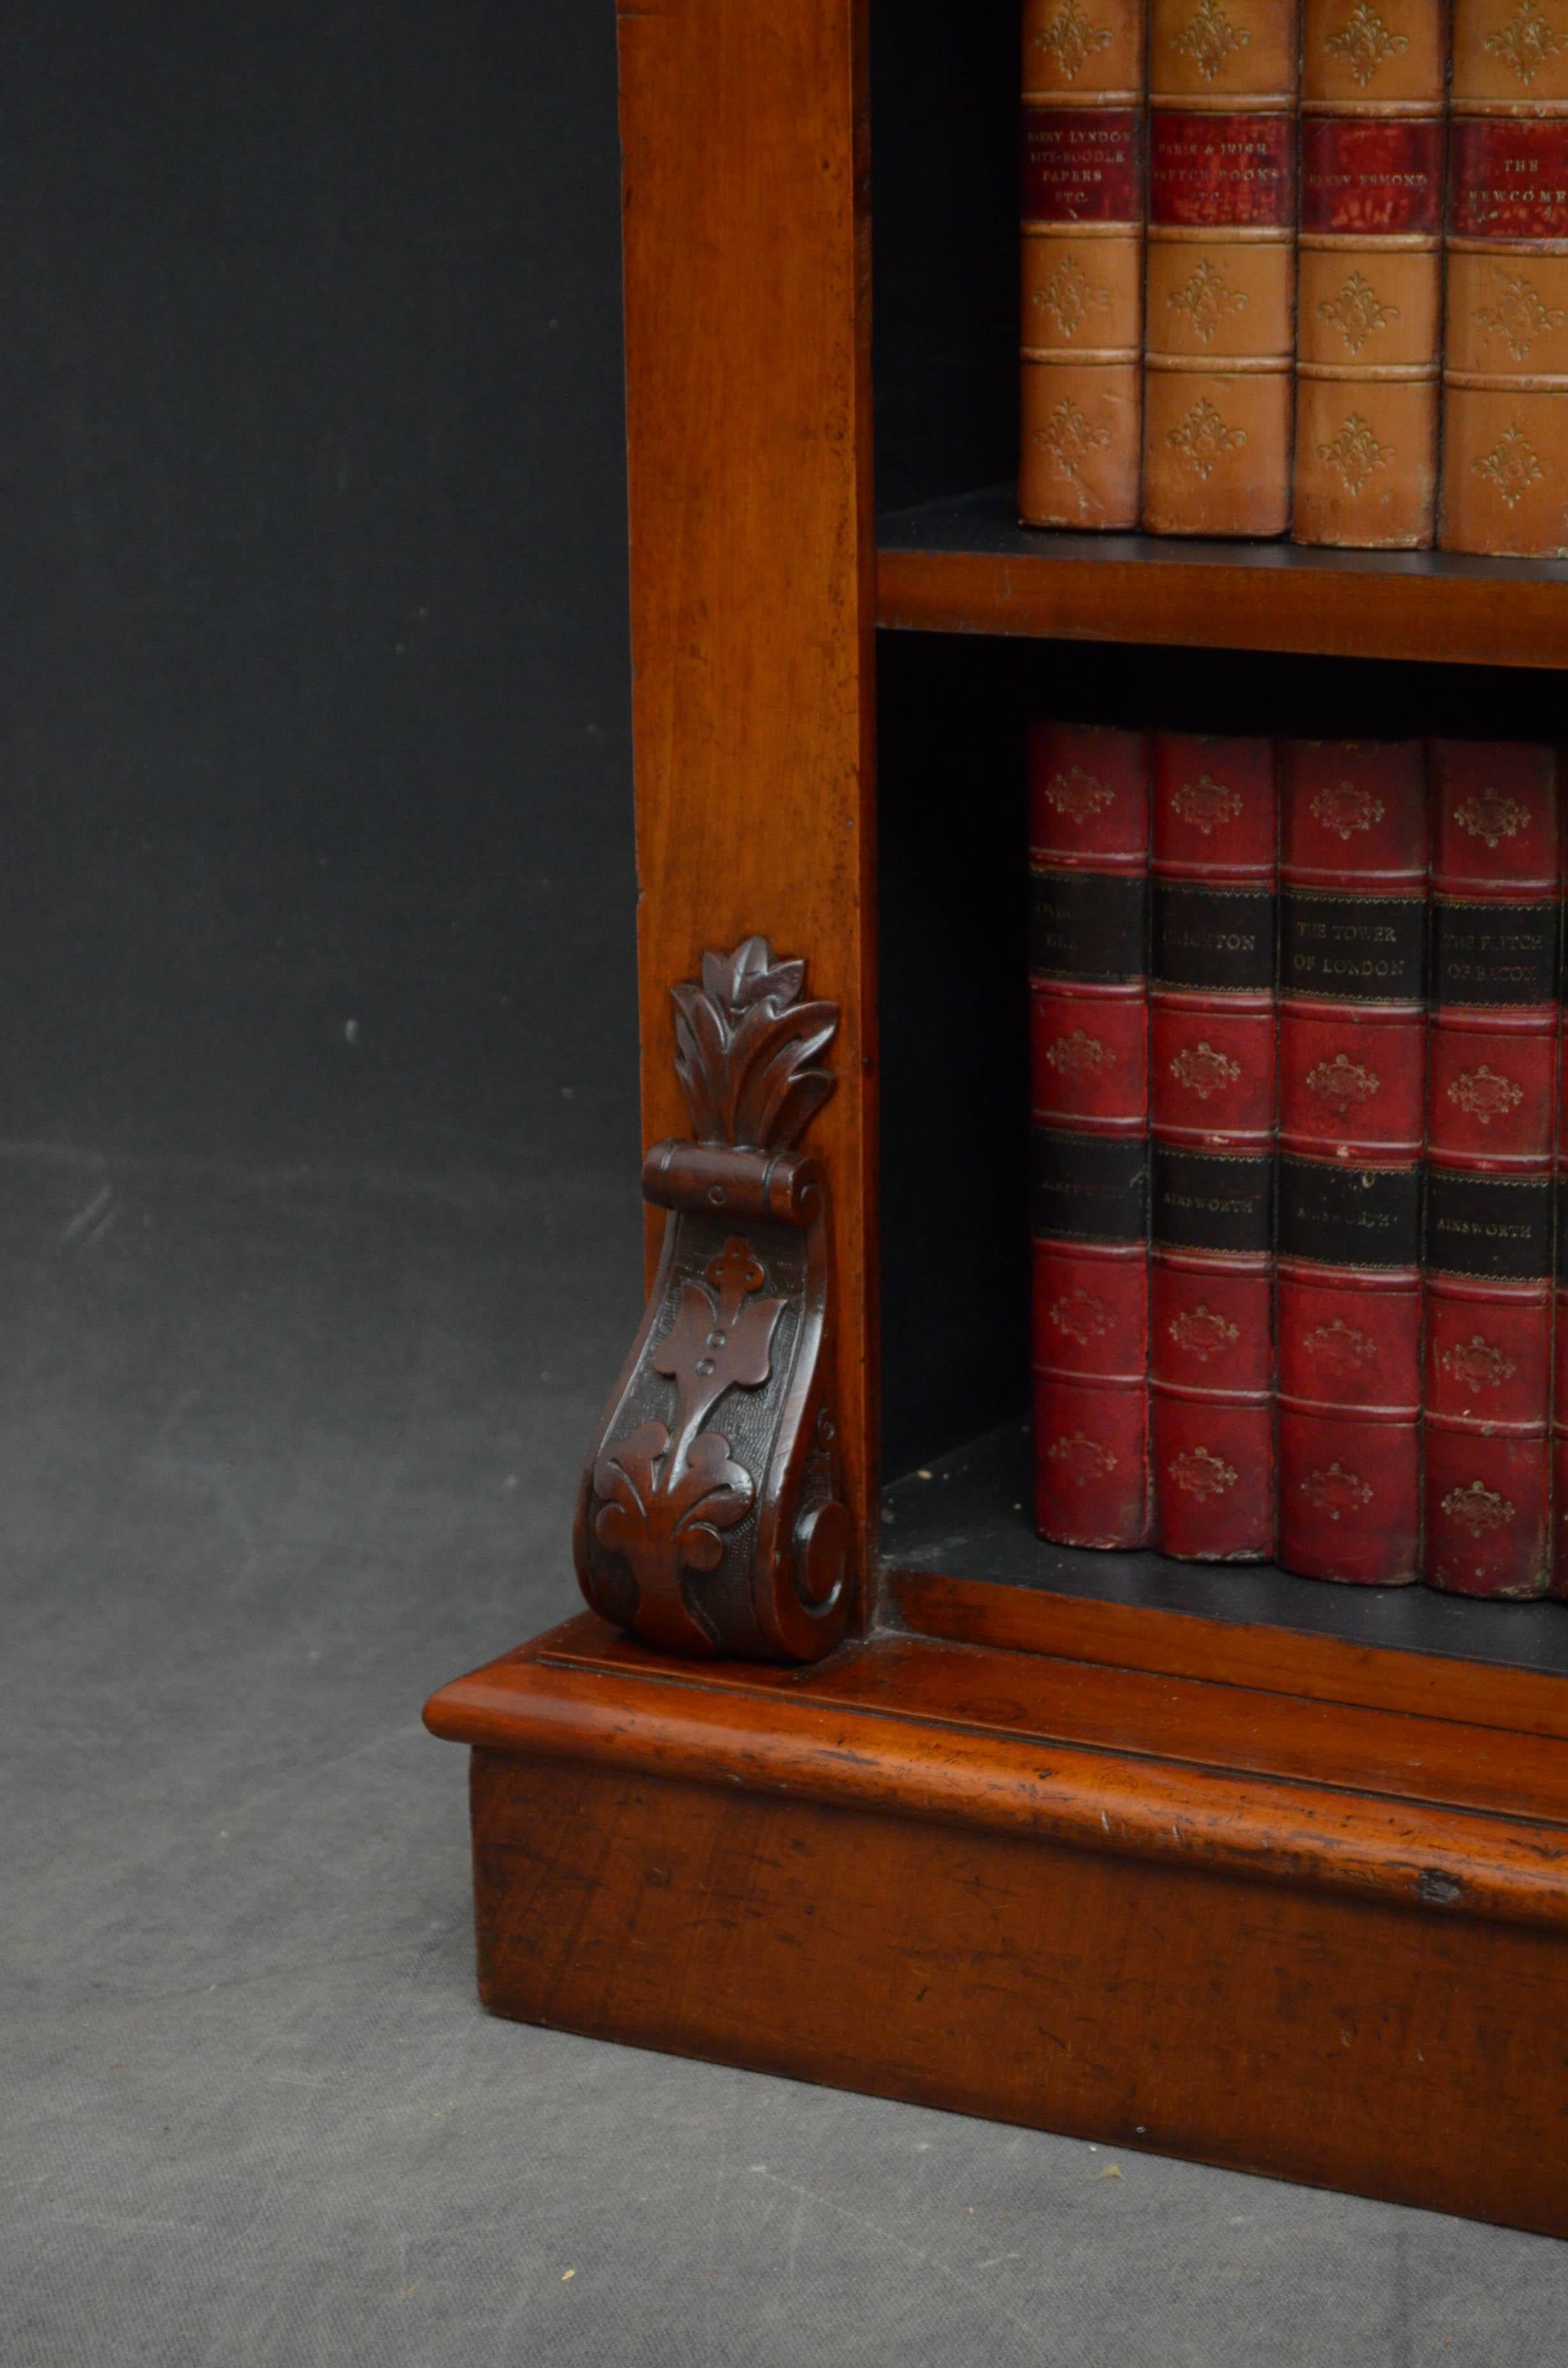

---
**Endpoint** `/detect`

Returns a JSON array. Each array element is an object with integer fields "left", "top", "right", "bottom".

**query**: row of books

[
  {"left": 1018, "top": 0, "right": 1568, "bottom": 554},
  {"left": 1030, "top": 719, "right": 1566, "bottom": 1594}
]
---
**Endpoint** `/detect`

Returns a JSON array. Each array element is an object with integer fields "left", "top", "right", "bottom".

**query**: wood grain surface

[
  {"left": 426, "top": 1616, "right": 1568, "bottom": 1934},
  {"left": 876, "top": 529, "right": 1568, "bottom": 669},
  {"left": 460, "top": 1717, "right": 1568, "bottom": 2235},
  {"left": 617, "top": 0, "right": 879, "bottom": 1599},
  {"left": 893, "top": 1566, "right": 1568, "bottom": 1742}
]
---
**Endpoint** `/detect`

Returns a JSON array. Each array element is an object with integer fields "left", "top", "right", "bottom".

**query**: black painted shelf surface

[{"left": 884, "top": 1419, "right": 1568, "bottom": 1681}]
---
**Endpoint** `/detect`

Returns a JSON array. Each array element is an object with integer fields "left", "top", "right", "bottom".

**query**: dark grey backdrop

[
  {"left": 10, "top": 10, "right": 1568, "bottom": 2362},
  {"left": 1, "top": 0, "right": 638, "bottom": 1177}
]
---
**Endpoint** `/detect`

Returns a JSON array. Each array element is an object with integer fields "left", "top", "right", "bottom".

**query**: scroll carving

[{"left": 573, "top": 938, "right": 853, "bottom": 1661}]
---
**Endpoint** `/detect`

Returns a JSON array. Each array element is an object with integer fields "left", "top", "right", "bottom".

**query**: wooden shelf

[
  {"left": 877, "top": 486, "right": 1568, "bottom": 670},
  {"left": 885, "top": 1422, "right": 1568, "bottom": 1691}
]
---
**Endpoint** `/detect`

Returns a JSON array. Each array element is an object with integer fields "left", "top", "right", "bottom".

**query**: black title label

[
  {"left": 1152, "top": 884, "right": 1276, "bottom": 993},
  {"left": 1426, "top": 1170, "right": 1553, "bottom": 1281},
  {"left": 1152, "top": 1147, "right": 1272, "bottom": 1254},
  {"left": 1281, "top": 890, "right": 1426, "bottom": 1004},
  {"left": 1030, "top": 869, "right": 1147, "bottom": 985},
  {"left": 1032, "top": 1126, "right": 1148, "bottom": 1244},
  {"left": 1432, "top": 898, "right": 1558, "bottom": 1008},
  {"left": 1277, "top": 1156, "right": 1421, "bottom": 1269}
]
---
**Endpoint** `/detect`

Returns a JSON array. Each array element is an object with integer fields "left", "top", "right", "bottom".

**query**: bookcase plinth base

[{"left": 425, "top": 1613, "right": 1568, "bottom": 2237}]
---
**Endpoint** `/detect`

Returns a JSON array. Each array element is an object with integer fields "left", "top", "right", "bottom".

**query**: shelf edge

[
  {"left": 426, "top": 1616, "right": 1568, "bottom": 1935},
  {"left": 876, "top": 545, "right": 1568, "bottom": 670}
]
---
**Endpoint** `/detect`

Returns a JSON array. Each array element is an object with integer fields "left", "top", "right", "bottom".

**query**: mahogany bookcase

[{"left": 425, "top": 0, "right": 1568, "bottom": 2234}]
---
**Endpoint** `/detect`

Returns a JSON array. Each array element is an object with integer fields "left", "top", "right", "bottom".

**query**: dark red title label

[
  {"left": 1451, "top": 118, "right": 1568, "bottom": 241},
  {"left": 1022, "top": 106, "right": 1141, "bottom": 222},
  {"left": 1150, "top": 110, "right": 1294, "bottom": 229},
  {"left": 1300, "top": 116, "right": 1442, "bottom": 237}
]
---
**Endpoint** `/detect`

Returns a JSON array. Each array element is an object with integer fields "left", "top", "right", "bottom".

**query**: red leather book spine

[
  {"left": 1424, "top": 744, "right": 1560, "bottom": 1596},
  {"left": 1031, "top": 720, "right": 1150, "bottom": 1548},
  {"left": 1148, "top": 733, "right": 1277, "bottom": 1558},
  {"left": 1276, "top": 739, "right": 1428, "bottom": 1583}
]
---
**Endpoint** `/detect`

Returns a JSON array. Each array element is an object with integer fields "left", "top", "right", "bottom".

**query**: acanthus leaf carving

[
  {"left": 673, "top": 933, "right": 837, "bottom": 1152},
  {"left": 576, "top": 939, "right": 851, "bottom": 1663}
]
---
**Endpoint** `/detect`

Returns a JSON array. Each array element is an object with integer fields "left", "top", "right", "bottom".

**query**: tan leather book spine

[
  {"left": 1020, "top": 0, "right": 1148, "bottom": 527},
  {"left": 1142, "top": 0, "right": 1299, "bottom": 534},
  {"left": 1293, "top": 0, "right": 1446, "bottom": 546},
  {"left": 1439, "top": 0, "right": 1568, "bottom": 554}
]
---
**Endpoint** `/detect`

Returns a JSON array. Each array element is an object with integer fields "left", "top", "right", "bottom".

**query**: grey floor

[{"left": 9, "top": 1128, "right": 1568, "bottom": 2368}]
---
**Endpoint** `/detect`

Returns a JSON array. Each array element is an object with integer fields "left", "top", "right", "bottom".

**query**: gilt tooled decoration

[{"left": 574, "top": 938, "right": 853, "bottom": 1662}]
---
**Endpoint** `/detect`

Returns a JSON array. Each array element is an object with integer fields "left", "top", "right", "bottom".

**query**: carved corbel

[{"left": 573, "top": 937, "right": 853, "bottom": 1661}]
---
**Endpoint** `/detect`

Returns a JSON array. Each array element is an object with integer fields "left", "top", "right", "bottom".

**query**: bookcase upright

[{"left": 425, "top": 0, "right": 1568, "bottom": 2235}]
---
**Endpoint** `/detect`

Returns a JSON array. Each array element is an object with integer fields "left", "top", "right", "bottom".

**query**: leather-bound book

[
  {"left": 1439, "top": 0, "right": 1568, "bottom": 554},
  {"left": 1020, "top": 0, "right": 1147, "bottom": 526},
  {"left": 1148, "top": 734, "right": 1278, "bottom": 1558},
  {"left": 1275, "top": 740, "right": 1428, "bottom": 1583},
  {"left": 1425, "top": 743, "right": 1562, "bottom": 1595},
  {"left": 1142, "top": 0, "right": 1298, "bottom": 535},
  {"left": 1031, "top": 721, "right": 1152, "bottom": 1547},
  {"left": 1293, "top": 0, "right": 1445, "bottom": 547}
]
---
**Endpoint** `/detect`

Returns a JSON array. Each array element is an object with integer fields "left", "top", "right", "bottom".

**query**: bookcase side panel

[{"left": 616, "top": 0, "right": 879, "bottom": 1590}]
